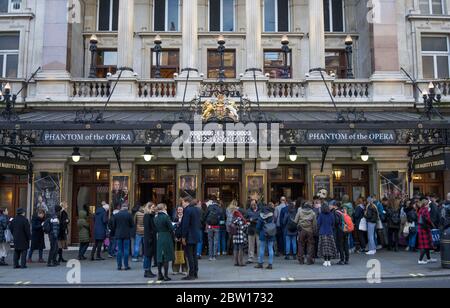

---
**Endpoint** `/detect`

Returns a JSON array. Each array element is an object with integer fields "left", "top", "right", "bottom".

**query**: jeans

[
  {"left": 108, "top": 238, "right": 116, "bottom": 256},
  {"left": 247, "top": 233, "right": 260, "bottom": 261},
  {"left": 367, "top": 222, "right": 377, "bottom": 251},
  {"left": 258, "top": 240, "right": 274, "bottom": 265},
  {"left": 409, "top": 231, "right": 417, "bottom": 249},
  {"left": 197, "top": 229, "right": 203, "bottom": 256},
  {"left": 185, "top": 243, "right": 198, "bottom": 278},
  {"left": 116, "top": 239, "right": 130, "bottom": 269},
  {"left": 133, "top": 234, "right": 144, "bottom": 259},
  {"left": 78, "top": 242, "right": 89, "bottom": 258},
  {"left": 27, "top": 249, "right": 43, "bottom": 260},
  {"left": 285, "top": 235, "right": 297, "bottom": 255},
  {"left": 48, "top": 237, "right": 59, "bottom": 265},
  {"left": 276, "top": 227, "right": 284, "bottom": 254},
  {"left": 207, "top": 228, "right": 219, "bottom": 258},
  {"left": 143, "top": 256, "right": 150, "bottom": 270},
  {"left": 348, "top": 233, "right": 355, "bottom": 250},
  {"left": 218, "top": 228, "right": 227, "bottom": 254}
]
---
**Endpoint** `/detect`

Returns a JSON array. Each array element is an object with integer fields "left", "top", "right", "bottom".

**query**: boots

[
  {"left": 163, "top": 262, "right": 171, "bottom": 281},
  {"left": 144, "top": 270, "right": 156, "bottom": 278},
  {"left": 58, "top": 249, "right": 67, "bottom": 263},
  {"left": 157, "top": 263, "right": 164, "bottom": 281},
  {"left": 0, "top": 257, "right": 8, "bottom": 266}
]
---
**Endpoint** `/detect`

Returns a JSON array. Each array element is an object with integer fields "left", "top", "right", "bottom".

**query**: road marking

[
  {"left": 280, "top": 277, "right": 287, "bottom": 281},
  {"left": 14, "top": 281, "right": 23, "bottom": 285},
  {"left": 156, "top": 280, "right": 162, "bottom": 284},
  {"left": 22, "top": 281, "right": 31, "bottom": 285},
  {"left": 288, "top": 277, "right": 295, "bottom": 281},
  {"left": 147, "top": 280, "right": 154, "bottom": 284},
  {"left": 417, "top": 273, "right": 425, "bottom": 277}
]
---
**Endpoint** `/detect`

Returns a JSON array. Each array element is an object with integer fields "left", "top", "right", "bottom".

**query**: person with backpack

[
  {"left": 334, "top": 203, "right": 353, "bottom": 265},
  {"left": 0, "top": 208, "right": 10, "bottom": 266},
  {"left": 205, "top": 196, "right": 223, "bottom": 261},
  {"left": 318, "top": 203, "right": 337, "bottom": 267},
  {"left": 231, "top": 210, "right": 247, "bottom": 267},
  {"left": 9, "top": 208, "right": 31, "bottom": 269},
  {"left": 44, "top": 205, "right": 61, "bottom": 267},
  {"left": 404, "top": 200, "right": 418, "bottom": 252},
  {"left": 255, "top": 207, "right": 276, "bottom": 269},
  {"left": 27, "top": 209, "right": 46, "bottom": 263},
  {"left": 417, "top": 198, "right": 437, "bottom": 264},
  {"left": 295, "top": 202, "right": 317, "bottom": 265},
  {"left": 341, "top": 195, "right": 355, "bottom": 252},
  {"left": 77, "top": 206, "right": 91, "bottom": 261},
  {"left": 385, "top": 198, "right": 401, "bottom": 252},
  {"left": 245, "top": 199, "right": 260, "bottom": 264},
  {"left": 282, "top": 202, "right": 298, "bottom": 260}
]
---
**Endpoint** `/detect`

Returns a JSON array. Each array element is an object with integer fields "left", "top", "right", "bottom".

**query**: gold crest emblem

[{"left": 201, "top": 94, "right": 239, "bottom": 122}]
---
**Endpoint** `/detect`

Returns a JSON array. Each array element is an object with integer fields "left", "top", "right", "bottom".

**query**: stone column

[
  {"left": 244, "top": 0, "right": 263, "bottom": 76},
  {"left": 180, "top": 0, "right": 199, "bottom": 76},
  {"left": 117, "top": 0, "right": 135, "bottom": 77},
  {"left": 308, "top": 0, "right": 326, "bottom": 74}
]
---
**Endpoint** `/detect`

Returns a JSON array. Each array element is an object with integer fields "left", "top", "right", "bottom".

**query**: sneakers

[
  {"left": 427, "top": 258, "right": 438, "bottom": 263},
  {"left": 366, "top": 250, "right": 376, "bottom": 255},
  {"left": 132, "top": 258, "right": 139, "bottom": 262},
  {"left": 418, "top": 260, "right": 428, "bottom": 265},
  {"left": 323, "top": 261, "right": 328, "bottom": 267}
]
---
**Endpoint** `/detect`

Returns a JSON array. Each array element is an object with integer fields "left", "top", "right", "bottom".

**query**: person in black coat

[
  {"left": 9, "top": 208, "right": 31, "bottom": 269},
  {"left": 92, "top": 203, "right": 109, "bottom": 261},
  {"left": 110, "top": 204, "right": 134, "bottom": 271},
  {"left": 44, "top": 206, "right": 61, "bottom": 267},
  {"left": 181, "top": 196, "right": 201, "bottom": 280},
  {"left": 143, "top": 202, "right": 157, "bottom": 278},
  {"left": 57, "top": 202, "right": 70, "bottom": 263},
  {"left": 27, "top": 209, "right": 46, "bottom": 263}
]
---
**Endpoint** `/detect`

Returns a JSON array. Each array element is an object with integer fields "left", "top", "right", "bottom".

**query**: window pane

[
  {"left": 422, "top": 56, "right": 435, "bottom": 79},
  {"left": 112, "top": 0, "right": 119, "bottom": 31},
  {"left": 332, "top": 0, "right": 344, "bottom": 32},
  {"left": 5, "top": 54, "right": 18, "bottom": 77},
  {"left": 167, "top": 0, "right": 179, "bottom": 31},
  {"left": 419, "top": 0, "right": 431, "bottom": 14},
  {"left": 432, "top": 0, "right": 443, "bottom": 14},
  {"left": 325, "top": 51, "right": 341, "bottom": 76},
  {"left": 222, "top": 0, "right": 234, "bottom": 31},
  {"left": 102, "top": 51, "right": 117, "bottom": 66},
  {"left": 0, "top": 187, "right": 14, "bottom": 216},
  {"left": 265, "top": 0, "right": 276, "bottom": 32},
  {"left": 207, "top": 50, "right": 235, "bottom": 78},
  {"left": 223, "top": 51, "right": 234, "bottom": 66},
  {"left": 437, "top": 56, "right": 449, "bottom": 78},
  {"left": 0, "top": 33, "right": 19, "bottom": 50},
  {"left": 277, "top": 0, "right": 289, "bottom": 32},
  {"left": 0, "top": 0, "right": 8, "bottom": 13},
  {"left": 422, "top": 37, "right": 448, "bottom": 52},
  {"left": 154, "top": 0, "right": 166, "bottom": 31},
  {"left": 98, "top": 0, "right": 111, "bottom": 31},
  {"left": 323, "top": 0, "right": 330, "bottom": 32},
  {"left": 209, "top": 0, "right": 220, "bottom": 31}
]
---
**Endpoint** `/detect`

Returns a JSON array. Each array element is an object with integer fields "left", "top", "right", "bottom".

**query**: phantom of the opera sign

[{"left": 41, "top": 131, "right": 136, "bottom": 145}]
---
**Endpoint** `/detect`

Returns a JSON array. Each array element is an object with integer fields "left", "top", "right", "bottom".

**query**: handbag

[
  {"left": 403, "top": 222, "right": 411, "bottom": 236},
  {"left": 174, "top": 242, "right": 186, "bottom": 265},
  {"left": 358, "top": 217, "right": 367, "bottom": 231},
  {"left": 376, "top": 219, "right": 384, "bottom": 230},
  {"left": 431, "top": 229, "right": 441, "bottom": 247},
  {"left": 5, "top": 228, "right": 13, "bottom": 243}
]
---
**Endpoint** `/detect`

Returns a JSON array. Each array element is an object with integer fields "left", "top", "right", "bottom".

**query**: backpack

[
  {"left": 263, "top": 220, "right": 277, "bottom": 237},
  {"left": 337, "top": 210, "right": 354, "bottom": 233},
  {"left": 286, "top": 213, "right": 298, "bottom": 233},
  {"left": 43, "top": 219, "right": 52, "bottom": 234},
  {"left": 206, "top": 205, "right": 220, "bottom": 226}
]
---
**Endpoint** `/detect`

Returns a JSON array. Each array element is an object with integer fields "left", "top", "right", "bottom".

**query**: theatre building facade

[{"left": 0, "top": 0, "right": 450, "bottom": 243}]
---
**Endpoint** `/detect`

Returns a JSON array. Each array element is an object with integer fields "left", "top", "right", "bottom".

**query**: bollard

[{"left": 441, "top": 227, "right": 450, "bottom": 269}]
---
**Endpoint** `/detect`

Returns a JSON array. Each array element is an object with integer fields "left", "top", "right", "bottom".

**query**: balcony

[{"left": 417, "top": 80, "right": 450, "bottom": 106}]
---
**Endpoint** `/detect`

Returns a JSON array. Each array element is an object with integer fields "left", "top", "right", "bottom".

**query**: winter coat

[
  {"left": 143, "top": 213, "right": 157, "bottom": 257},
  {"left": 294, "top": 207, "right": 317, "bottom": 234},
  {"left": 44, "top": 215, "right": 60, "bottom": 241},
  {"left": 110, "top": 209, "right": 134, "bottom": 240},
  {"left": 418, "top": 207, "right": 433, "bottom": 250},
  {"left": 77, "top": 210, "right": 91, "bottom": 243},
  {"left": 364, "top": 204, "right": 379, "bottom": 224},
  {"left": 93, "top": 207, "right": 108, "bottom": 240},
  {"left": 405, "top": 207, "right": 418, "bottom": 223},
  {"left": 181, "top": 204, "right": 202, "bottom": 244},
  {"left": 30, "top": 215, "right": 46, "bottom": 250},
  {"left": 58, "top": 210, "right": 69, "bottom": 241},
  {"left": 205, "top": 203, "right": 224, "bottom": 226},
  {"left": 10, "top": 215, "right": 31, "bottom": 250},
  {"left": 0, "top": 214, "right": 8, "bottom": 243},
  {"left": 353, "top": 204, "right": 366, "bottom": 230},
  {"left": 232, "top": 216, "right": 247, "bottom": 244},
  {"left": 154, "top": 212, "right": 174, "bottom": 263},
  {"left": 245, "top": 208, "right": 260, "bottom": 236},
  {"left": 282, "top": 206, "right": 299, "bottom": 236},
  {"left": 429, "top": 202, "right": 441, "bottom": 228},
  {"left": 317, "top": 212, "right": 335, "bottom": 236},
  {"left": 274, "top": 203, "right": 287, "bottom": 227},
  {"left": 134, "top": 209, "right": 145, "bottom": 236},
  {"left": 256, "top": 213, "right": 276, "bottom": 242},
  {"left": 385, "top": 207, "right": 401, "bottom": 229}
]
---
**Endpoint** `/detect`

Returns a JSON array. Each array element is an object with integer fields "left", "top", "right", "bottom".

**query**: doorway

[
  {"left": 203, "top": 166, "right": 241, "bottom": 205},
  {"left": 268, "top": 165, "right": 306, "bottom": 203},
  {"left": 71, "top": 166, "right": 110, "bottom": 243}
]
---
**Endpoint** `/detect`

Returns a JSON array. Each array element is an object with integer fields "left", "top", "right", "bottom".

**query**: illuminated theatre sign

[{"left": 0, "top": 157, "right": 28, "bottom": 174}]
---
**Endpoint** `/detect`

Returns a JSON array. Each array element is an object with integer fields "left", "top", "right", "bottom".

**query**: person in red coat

[{"left": 417, "top": 199, "right": 437, "bottom": 265}]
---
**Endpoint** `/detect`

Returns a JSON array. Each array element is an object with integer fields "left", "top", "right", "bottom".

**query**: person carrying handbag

[{"left": 364, "top": 201, "right": 379, "bottom": 255}]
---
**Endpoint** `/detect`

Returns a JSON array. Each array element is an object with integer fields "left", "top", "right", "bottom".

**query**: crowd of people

[{"left": 0, "top": 191, "right": 450, "bottom": 281}]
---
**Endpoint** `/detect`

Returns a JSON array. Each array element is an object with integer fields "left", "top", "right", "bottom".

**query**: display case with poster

[
  {"left": 179, "top": 174, "right": 197, "bottom": 199},
  {"left": 379, "top": 171, "right": 407, "bottom": 199},
  {"left": 246, "top": 174, "right": 265, "bottom": 203},
  {"left": 313, "top": 174, "right": 332, "bottom": 199},
  {"left": 110, "top": 173, "right": 131, "bottom": 210},
  {"left": 33, "top": 171, "right": 63, "bottom": 215}
]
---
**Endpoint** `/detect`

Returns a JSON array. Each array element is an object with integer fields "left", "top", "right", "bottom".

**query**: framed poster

[
  {"left": 379, "top": 171, "right": 407, "bottom": 199},
  {"left": 179, "top": 174, "right": 197, "bottom": 199},
  {"left": 313, "top": 174, "right": 332, "bottom": 199},
  {"left": 111, "top": 173, "right": 131, "bottom": 210},
  {"left": 246, "top": 173, "right": 266, "bottom": 203},
  {"left": 33, "top": 171, "right": 63, "bottom": 215}
]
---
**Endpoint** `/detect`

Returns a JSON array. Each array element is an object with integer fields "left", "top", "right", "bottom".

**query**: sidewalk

[{"left": 0, "top": 249, "right": 449, "bottom": 286}]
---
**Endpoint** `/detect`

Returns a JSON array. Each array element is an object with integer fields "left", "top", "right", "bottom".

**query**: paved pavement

[{"left": 0, "top": 249, "right": 449, "bottom": 287}]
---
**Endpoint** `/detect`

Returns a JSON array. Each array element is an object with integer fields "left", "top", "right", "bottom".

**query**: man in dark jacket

[
  {"left": 44, "top": 205, "right": 61, "bottom": 267},
  {"left": 92, "top": 203, "right": 109, "bottom": 261},
  {"left": 111, "top": 204, "right": 134, "bottom": 271},
  {"left": 181, "top": 195, "right": 201, "bottom": 280},
  {"left": 245, "top": 200, "right": 260, "bottom": 264},
  {"left": 10, "top": 208, "right": 31, "bottom": 269},
  {"left": 204, "top": 196, "right": 224, "bottom": 261}
]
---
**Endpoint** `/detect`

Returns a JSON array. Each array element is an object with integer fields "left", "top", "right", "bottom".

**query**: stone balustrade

[
  {"left": 267, "top": 80, "right": 307, "bottom": 99},
  {"left": 331, "top": 79, "right": 371, "bottom": 100}
]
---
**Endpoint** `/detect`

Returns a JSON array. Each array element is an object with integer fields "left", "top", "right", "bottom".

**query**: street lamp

[
  {"left": 217, "top": 35, "right": 226, "bottom": 82},
  {"left": 345, "top": 35, "right": 354, "bottom": 79},
  {"left": 0, "top": 83, "right": 18, "bottom": 121},
  {"left": 422, "top": 82, "right": 443, "bottom": 119},
  {"left": 71, "top": 147, "right": 81, "bottom": 163},
  {"left": 153, "top": 35, "right": 162, "bottom": 79},
  {"left": 88, "top": 34, "right": 98, "bottom": 78},
  {"left": 142, "top": 146, "right": 155, "bottom": 162},
  {"left": 288, "top": 146, "right": 298, "bottom": 162},
  {"left": 281, "top": 35, "right": 290, "bottom": 79},
  {"left": 360, "top": 146, "right": 370, "bottom": 162}
]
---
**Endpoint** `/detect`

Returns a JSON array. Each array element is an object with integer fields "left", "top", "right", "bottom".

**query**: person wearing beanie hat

[{"left": 9, "top": 208, "right": 31, "bottom": 269}]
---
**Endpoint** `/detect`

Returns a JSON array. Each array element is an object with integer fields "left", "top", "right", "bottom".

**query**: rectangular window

[
  {"left": 0, "top": 33, "right": 19, "bottom": 78},
  {"left": 419, "top": 0, "right": 444, "bottom": 15},
  {"left": 151, "top": 49, "right": 180, "bottom": 78},
  {"left": 324, "top": 0, "right": 344, "bottom": 32},
  {"left": 98, "top": 0, "right": 119, "bottom": 31},
  {"left": 264, "top": 0, "right": 289, "bottom": 32},
  {"left": 0, "top": 0, "right": 21, "bottom": 13},
  {"left": 207, "top": 49, "right": 236, "bottom": 78},
  {"left": 325, "top": 50, "right": 346, "bottom": 78},
  {"left": 264, "top": 50, "right": 292, "bottom": 78},
  {"left": 154, "top": 0, "right": 180, "bottom": 32},
  {"left": 421, "top": 36, "right": 450, "bottom": 79},
  {"left": 209, "top": 0, "right": 234, "bottom": 32},
  {"left": 96, "top": 49, "right": 117, "bottom": 78}
]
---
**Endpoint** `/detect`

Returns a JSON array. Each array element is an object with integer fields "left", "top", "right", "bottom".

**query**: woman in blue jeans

[
  {"left": 282, "top": 203, "right": 298, "bottom": 260},
  {"left": 255, "top": 208, "right": 276, "bottom": 269},
  {"left": 365, "top": 202, "right": 379, "bottom": 255}
]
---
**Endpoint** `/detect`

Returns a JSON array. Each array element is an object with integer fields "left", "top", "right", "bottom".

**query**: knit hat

[{"left": 16, "top": 208, "right": 25, "bottom": 215}]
